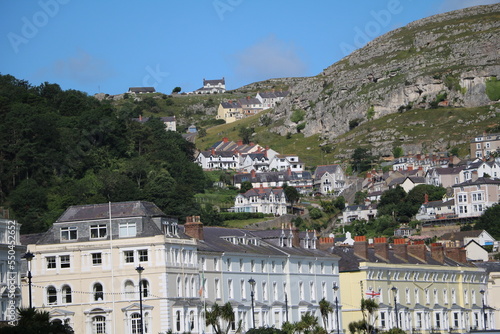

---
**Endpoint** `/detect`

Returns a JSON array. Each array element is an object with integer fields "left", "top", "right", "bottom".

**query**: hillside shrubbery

[{"left": 0, "top": 74, "right": 208, "bottom": 233}]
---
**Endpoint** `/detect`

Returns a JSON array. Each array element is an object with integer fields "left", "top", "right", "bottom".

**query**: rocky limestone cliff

[{"left": 269, "top": 4, "right": 500, "bottom": 144}]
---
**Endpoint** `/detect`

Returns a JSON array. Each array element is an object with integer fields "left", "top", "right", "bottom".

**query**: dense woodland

[{"left": 0, "top": 74, "right": 208, "bottom": 234}]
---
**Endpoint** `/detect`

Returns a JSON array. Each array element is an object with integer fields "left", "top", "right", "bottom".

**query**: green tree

[
  {"left": 172, "top": 86, "right": 182, "bottom": 94},
  {"left": 240, "top": 181, "right": 253, "bottom": 193},
  {"left": 354, "top": 191, "right": 367, "bottom": 205},
  {"left": 239, "top": 127, "right": 255, "bottom": 144},
  {"left": 360, "top": 298, "right": 379, "bottom": 334},
  {"left": 309, "top": 207, "right": 323, "bottom": 219},
  {"left": 475, "top": 203, "right": 500, "bottom": 239},
  {"left": 319, "top": 298, "right": 333, "bottom": 330},
  {"left": 0, "top": 307, "right": 74, "bottom": 334},
  {"left": 392, "top": 146, "right": 404, "bottom": 158},
  {"left": 205, "top": 302, "right": 240, "bottom": 334},
  {"left": 352, "top": 148, "right": 372, "bottom": 173},
  {"left": 284, "top": 185, "right": 300, "bottom": 211}
]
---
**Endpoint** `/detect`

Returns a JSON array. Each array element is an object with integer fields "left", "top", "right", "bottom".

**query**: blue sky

[{"left": 0, "top": 0, "right": 497, "bottom": 95}]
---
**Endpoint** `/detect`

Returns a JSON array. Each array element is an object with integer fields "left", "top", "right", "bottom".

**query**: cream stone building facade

[
  {"left": 333, "top": 237, "right": 494, "bottom": 334},
  {"left": 23, "top": 201, "right": 198, "bottom": 334}
]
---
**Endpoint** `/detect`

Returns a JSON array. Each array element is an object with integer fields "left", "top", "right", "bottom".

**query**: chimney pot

[{"left": 184, "top": 216, "right": 204, "bottom": 240}]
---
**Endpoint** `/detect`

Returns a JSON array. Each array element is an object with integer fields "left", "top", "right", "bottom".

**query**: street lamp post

[
  {"left": 23, "top": 251, "right": 35, "bottom": 309},
  {"left": 284, "top": 292, "right": 289, "bottom": 323},
  {"left": 248, "top": 278, "right": 256, "bottom": 329},
  {"left": 334, "top": 283, "right": 340, "bottom": 334},
  {"left": 136, "top": 266, "right": 145, "bottom": 334},
  {"left": 480, "top": 289, "right": 486, "bottom": 330},
  {"left": 392, "top": 286, "right": 399, "bottom": 329}
]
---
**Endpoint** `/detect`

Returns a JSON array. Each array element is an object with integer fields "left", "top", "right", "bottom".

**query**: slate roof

[
  {"left": 203, "top": 78, "right": 225, "bottom": 86},
  {"left": 129, "top": 87, "right": 156, "bottom": 93},
  {"left": 191, "top": 226, "right": 340, "bottom": 259},
  {"left": 239, "top": 187, "right": 285, "bottom": 200},
  {"left": 233, "top": 170, "right": 312, "bottom": 184},
  {"left": 440, "top": 230, "right": 484, "bottom": 241},
  {"left": 329, "top": 244, "right": 471, "bottom": 272},
  {"left": 56, "top": 201, "right": 166, "bottom": 223},
  {"left": 220, "top": 101, "right": 241, "bottom": 109},
  {"left": 428, "top": 166, "right": 466, "bottom": 175},
  {"left": 474, "top": 261, "right": 500, "bottom": 274},
  {"left": 454, "top": 177, "right": 500, "bottom": 187},
  {"left": 258, "top": 91, "right": 289, "bottom": 98},
  {"left": 313, "top": 164, "right": 342, "bottom": 179}
]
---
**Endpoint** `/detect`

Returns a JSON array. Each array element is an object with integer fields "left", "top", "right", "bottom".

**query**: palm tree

[
  {"left": 319, "top": 297, "right": 333, "bottom": 330},
  {"left": 360, "top": 298, "right": 379, "bottom": 334},
  {"left": 205, "top": 302, "right": 238, "bottom": 334},
  {"left": 297, "top": 312, "right": 319, "bottom": 334}
]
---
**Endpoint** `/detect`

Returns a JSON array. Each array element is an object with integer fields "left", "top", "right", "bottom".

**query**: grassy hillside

[{"left": 198, "top": 103, "right": 500, "bottom": 170}]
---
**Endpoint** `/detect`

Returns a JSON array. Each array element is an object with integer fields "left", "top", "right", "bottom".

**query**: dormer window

[
  {"left": 61, "top": 226, "right": 77, "bottom": 241},
  {"left": 119, "top": 222, "right": 136, "bottom": 238},
  {"left": 90, "top": 224, "right": 107, "bottom": 239}
]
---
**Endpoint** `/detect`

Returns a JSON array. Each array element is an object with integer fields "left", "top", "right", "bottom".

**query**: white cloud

[
  {"left": 231, "top": 35, "right": 307, "bottom": 82},
  {"left": 37, "top": 49, "right": 115, "bottom": 84},
  {"left": 438, "top": 0, "right": 499, "bottom": 13}
]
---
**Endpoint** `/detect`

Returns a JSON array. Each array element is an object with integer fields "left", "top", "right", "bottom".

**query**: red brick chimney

[
  {"left": 444, "top": 247, "right": 467, "bottom": 264},
  {"left": 424, "top": 193, "right": 429, "bottom": 204},
  {"left": 318, "top": 237, "right": 334, "bottom": 250},
  {"left": 251, "top": 170, "right": 256, "bottom": 178},
  {"left": 184, "top": 216, "right": 204, "bottom": 240},
  {"left": 374, "top": 237, "right": 389, "bottom": 260},
  {"left": 223, "top": 137, "right": 229, "bottom": 143},
  {"left": 354, "top": 236, "right": 369, "bottom": 260},
  {"left": 430, "top": 243, "right": 445, "bottom": 263},
  {"left": 292, "top": 226, "right": 300, "bottom": 248},
  {"left": 211, "top": 148, "right": 215, "bottom": 155},
  {"left": 237, "top": 140, "right": 243, "bottom": 146},
  {"left": 393, "top": 238, "right": 408, "bottom": 261},
  {"left": 408, "top": 240, "right": 426, "bottom": 262}
]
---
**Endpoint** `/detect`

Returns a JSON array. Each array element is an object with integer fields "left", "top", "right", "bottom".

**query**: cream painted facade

[
  {"left": 339, "top": 261, "right": 492, "bottom": 333},
  {"left": 22, "top": 202, "right": 199, "bottom": 334}
]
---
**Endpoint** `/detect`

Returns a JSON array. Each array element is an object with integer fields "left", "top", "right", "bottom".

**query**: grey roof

[
  {"left": 473, "top": 261, "right": 500, "bottom": 274},
  {"left": 191, "top": 226, "right": 340, "bottom": 260},
  {"left": 234, "top": 170, "right": 312, "bottom": 184},
  {"left": 132, "top": 116, "right": 176, "bottom": 124},
  {"left": 453, "top": 177, "right": 500, "bottom": 187},
  {"left": 56, "top": 201, "right": 166, "bottom": 223},
  {"left": 220, "top": 101, "right": 241, "bottom": 109},
  {"left": 258, "top": 91, "right": 289, "bottom": 98},
  {"left": 440, "top": 230, "right": 484, "bottom": 241},
  {"left": 203, "top": 78, "right": 225, "bottom": 86},
  {"left": 129, "top": 87, "right": 155, "bottom": 93},
  {"left": 239, "top": 97, "right": 262, "bottom": 106},
  {"left": 329, "top": 244, "right": 472, "bottom": 272},
  {"left": 314, "top": 165, "right": 342, "bottom": 179}
]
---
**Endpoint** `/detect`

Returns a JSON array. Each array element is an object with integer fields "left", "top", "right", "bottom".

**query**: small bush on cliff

[{"left": 486, "top": 76, "right": 500, "bottom": 101}]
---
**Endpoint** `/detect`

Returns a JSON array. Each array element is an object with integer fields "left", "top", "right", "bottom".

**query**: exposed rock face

[{"left": 270, "top": 4, "right": 500, "bottom": 144}]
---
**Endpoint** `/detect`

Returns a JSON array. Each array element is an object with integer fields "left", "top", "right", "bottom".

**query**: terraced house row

[{"left": 4, "top": 201, "right": 496, "bottom": 334}]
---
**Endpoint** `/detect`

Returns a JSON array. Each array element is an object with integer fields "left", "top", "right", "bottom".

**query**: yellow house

[
  {"left": 333, "top": 236, "right": 493, "bottom": 333},
  {"left": 23, "top": 201, "right": 199, "bottom": 334},
  {"left": 216, "top": 101, "right": 242, "bottom": 124}
]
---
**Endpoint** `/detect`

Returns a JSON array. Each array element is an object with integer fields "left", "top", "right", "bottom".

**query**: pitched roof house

[
  {"left": 313, "top": 164, "right": 347, "bottom": 195},
  {"left": 233, "top": 169, "right": 313, "bottom": 194},
  {"left": 233, "top": 187, "right": 288, "bottom": 215},
  {"left": 128, "top": 87, "right": 156, "bottom": 94},
  {"left": 194, "top": 77, "right": 226, "bottom": 94}
]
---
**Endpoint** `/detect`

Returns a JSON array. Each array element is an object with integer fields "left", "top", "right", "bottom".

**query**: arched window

[
  {"left": 47, "top": 286, "right": 57, "bottom": 305},
  {"left": 176, "top": 310, "right": 181, "bottom": 332},
  {"left": 93, "top": 283, "right": 103, "bottom": 301},
  {"left": 131, "top": 313, "right": 142, "bottom": 334},
  {"left": 92, "top": 315, "right": 106, "bottom": 334},
  {"left": 177, "top": 277, "right": 182, "bottom": 297},
  {"left": 62, "top": 285, "right": 72, "bottom": 304},
  {"left": 140, "top": 279, "right": 149, "bottom": 298},
  {"left": 124, "top": 280, "right": 135, "bottom": 298},
  {"left": 189, "top": 310, "right": 195, "bottom": 331}
]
